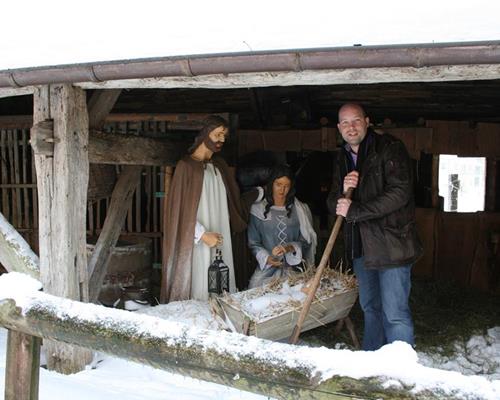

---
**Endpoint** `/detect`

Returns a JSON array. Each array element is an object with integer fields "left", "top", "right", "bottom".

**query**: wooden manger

[{"left": 217, "top": 269, "right": 358, "bottom": 341}]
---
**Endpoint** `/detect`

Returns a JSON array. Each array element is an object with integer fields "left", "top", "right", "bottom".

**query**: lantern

[{"left": 208, "top": 249, "right": 230, "bottom": 295}]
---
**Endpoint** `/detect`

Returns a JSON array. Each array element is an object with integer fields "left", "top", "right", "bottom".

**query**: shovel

[{"left": 289, "top": 188, "right": 353, "bottom": 344}]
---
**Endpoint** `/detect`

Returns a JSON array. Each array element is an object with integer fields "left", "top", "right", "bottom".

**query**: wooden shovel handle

[{"left": 289, "top": 188, "right": 353, "bottom": 344}]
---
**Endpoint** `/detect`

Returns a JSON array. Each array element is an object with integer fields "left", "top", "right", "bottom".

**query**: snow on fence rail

[
  {"left": 0, "top": 272, "right": 498, "bottom": 400},
  {"left": 0, "top": 273, "right": 494, "bottom": 400}
]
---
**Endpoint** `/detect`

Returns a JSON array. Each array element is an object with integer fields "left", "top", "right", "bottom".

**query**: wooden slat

[
  {"left": 145, "top": 168, "right": 151, "bottom": 232},
  {"left": 30, "top": 153, "right": 37, "bottom": 230},
  {"left": 1, "top": 130, "right": 10, "bottom": 220},
  {"left": 87, "top": 203, "right": 94, "bottom": 235},
  {"left": 12, "top": 130, "right": 23, "bottom": 228},
  {"left": 135, "top": 171, "right": 141, "bottom": 231},
  {"left": 7, "top": 131, "right": 19, "bottom": 227},
  {"left": 21, "top": 129, "right": 30, "bottom": 229}
]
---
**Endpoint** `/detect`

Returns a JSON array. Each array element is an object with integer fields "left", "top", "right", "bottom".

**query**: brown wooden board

[
  {"left": 218, "top": 287, "right": 358, "bottom": 341},
  {"left": 414, "top": 208, "right": 437, "bottom": 279},
  {"left": 435, "top": 212, "right": 480, "bottom": 287}
]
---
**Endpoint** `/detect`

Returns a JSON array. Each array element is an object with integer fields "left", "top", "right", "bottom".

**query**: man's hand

[
  {"left": 343, "top": 171, "right": 359, "bottom": 194},
  {"left": 336, "top": 198, "right": 352, "bottom": 217},
  {"left": 201, "top": 232, "right": 223, "bottom": 248}
]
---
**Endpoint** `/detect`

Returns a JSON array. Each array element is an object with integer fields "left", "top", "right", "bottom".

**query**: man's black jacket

[{"left": 327, "top": 129, "right": 423, "bottom": 269}]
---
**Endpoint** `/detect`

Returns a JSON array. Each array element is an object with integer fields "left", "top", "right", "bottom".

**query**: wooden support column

[
  {"left": 32, "top": 84, "right": 92, "bottom": 373},
  {"left": 5, "top": 330, "right": 41, "bottom": 400},
  {"left": 160, "top": 166, "right": 174, "bottom": 298}
]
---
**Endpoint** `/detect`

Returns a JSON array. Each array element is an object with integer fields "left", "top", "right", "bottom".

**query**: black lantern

[{"left": 208, "top": 249, "right": 230, "bottom": 295}]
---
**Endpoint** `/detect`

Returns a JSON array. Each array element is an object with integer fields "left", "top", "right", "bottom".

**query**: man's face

[
  {"left": 205, "top": 125, "right": 228, "bottom": 153},
  {"left": 337, "top": 105, "right": 369, "bottom": 149}
]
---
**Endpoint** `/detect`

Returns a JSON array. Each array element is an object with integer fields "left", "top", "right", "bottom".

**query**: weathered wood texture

[
  {"left": 75, "top": 64, "right": 500, "bottom": 91},
  {"left": 0, "top": 297, "right": 445, "bottom": 400},
  {"left": 413, "top": 208, "right": 437, "bottom": 279},
  {"left": 88, "top": 166, "right": 143, "bottom": 303},
  {"left": 88, "top": 90, "right": 122, "bottom": 129},
  {"left": 5, "top": 329, "right": 41, "bottom": 400},
  {"left": 32, "top": 84, "right": 92, "bottom": 373},
  {"left": 219, "top": 289, "right": 357, "bottom": 341},
  {"left": 238, "top": 128, "right": 337, "bottom": 155},
  {"left": 0, "top": 212, "right": 39, "bottom": 279},
  {"left": 424, "top": 121, "right": 500, "bottom": 157},
  {"left": 87, "top": 90, "right": 122, "bottom": 201},
  {"left": 0, "top": 128, "right": 38, "bottom": 253},
  {"left": 89, "top": 129, "right": 187, "bottom": 165},
  {"left": 413, "top": 209, "right": 500, "bottom": 292}
]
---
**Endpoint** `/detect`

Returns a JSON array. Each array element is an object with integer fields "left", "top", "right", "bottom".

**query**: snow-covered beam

[
  {"left": 0, "top": 278, "right": 458, "bottom": 400},
  {"left": 0, "top": 212, "right": 40, "bottom": 279}
]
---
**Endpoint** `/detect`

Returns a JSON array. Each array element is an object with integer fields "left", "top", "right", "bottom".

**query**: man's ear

[{"left": 365, "top": 117, "right": 370, "bottom": 125}]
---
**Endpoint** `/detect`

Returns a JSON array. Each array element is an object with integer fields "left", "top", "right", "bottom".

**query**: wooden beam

[
  {"left": 0, "top": 296, "right": 434, "bottom": 400},
  {"left": 5, "top": 330, "right": 41, "bottom": 400},
  {"left": 88, "top": 165, "right": 143, "bottom": 303},
  {"left": 32, "top": 84, "right": 92, "bottom": 374},
  {"left": 89, "top": 129, "right": 188, "bottom": 166},
  {"left": 75, "top": 64, "right": 500, "bottom": 90},
  {"left": 0, "top": 116, "right": 33, "bottom": 129},
  {"left": 0, "top": 87, "right": 34, "bottom": 99},
  {"left": 0, "top": 212, "right": 40, "bottom": 279},
  {"left": 0, "top": 113, "right": 229, "bottom": 129},
  {"left": 88, "top": 89, "right": 122, "bottom": 129},
  {"left": 104, "top": 112, "right": 229, "bottom": 124}
]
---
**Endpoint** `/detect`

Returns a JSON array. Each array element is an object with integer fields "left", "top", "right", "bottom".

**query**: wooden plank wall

[
  {"left": 0, "top": 128, "right": 38, "bottom": 254},
  {"left": 88, "top": 120, "right": 167, "bottom": 265},
  {"left": 0, "top": 122, "right": 166, "bottom": 267},
  {"left": 385, "top": 121, "right": 500, "bottom": 158},
  {"left": 414, "top": 209, "right": 500, "bottom": 293}
]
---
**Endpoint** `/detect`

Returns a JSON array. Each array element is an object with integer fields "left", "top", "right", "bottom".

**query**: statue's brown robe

[{"left": 160, "top": 155, "right": 257, "bottom": 302}]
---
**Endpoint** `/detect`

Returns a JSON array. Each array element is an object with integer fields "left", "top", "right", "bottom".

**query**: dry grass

[{"left": 221, "top": 264, "right": 357, "bottom": 322}]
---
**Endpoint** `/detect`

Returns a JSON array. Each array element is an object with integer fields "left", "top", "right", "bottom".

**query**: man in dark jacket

[{"left": 327, "top": 103, "right": 423, "bottom": 351}]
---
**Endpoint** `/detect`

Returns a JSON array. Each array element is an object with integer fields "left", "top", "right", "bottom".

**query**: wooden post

[
  {"left": 160, "top": 166, "right": 174, "bottom": 299},
  {"left": 32, "top": 84, "right": 92, "bottom": 373},
  {"left": 5, "top": 330, "right": 41, "bottom": 400}
]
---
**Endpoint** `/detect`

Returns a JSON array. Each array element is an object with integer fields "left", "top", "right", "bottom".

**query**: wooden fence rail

[{"left": 0, "top": 292, "right": 440, "bottom": 400}]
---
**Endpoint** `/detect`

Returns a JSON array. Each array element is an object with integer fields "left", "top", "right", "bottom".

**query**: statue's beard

[{"left": 204, "top": 137, "right": 223, "bottom": 153}]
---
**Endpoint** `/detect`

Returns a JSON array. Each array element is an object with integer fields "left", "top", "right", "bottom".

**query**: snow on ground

[
  {"left": 1, "top": 272, "right": 500, "bottom": 399},
  {"left": 0, "top": 328, "right": 267, "bottom": 400},
  {"left": 418, "top": 327, "right": 500, "bottom": 380}
]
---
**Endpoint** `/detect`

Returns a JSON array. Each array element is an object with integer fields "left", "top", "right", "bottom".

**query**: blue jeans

[{"left": 353, "top": 257, "right": 414, "bottom": 351}]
